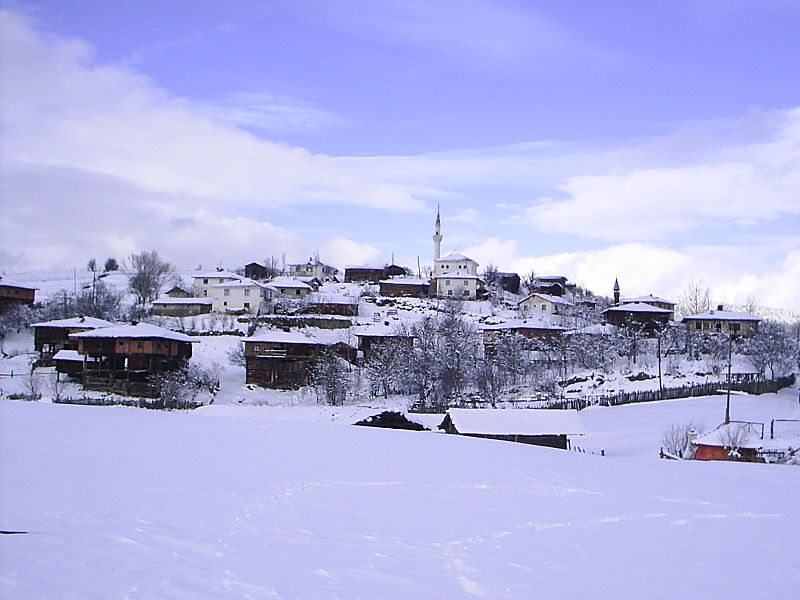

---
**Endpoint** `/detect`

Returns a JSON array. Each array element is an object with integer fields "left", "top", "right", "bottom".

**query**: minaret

[
  {"left": 613, "top": 277, "right": 620, "bottom": 306},
  {"left": 433, "top": 204, "right": 442, "bottom": 261}
]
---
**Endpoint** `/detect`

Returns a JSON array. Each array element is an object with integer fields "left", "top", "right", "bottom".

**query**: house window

[
  {"left": 224, "top": 289, "right": 230, "bottom": 296},
  {"left": 244, "top": 288, "right": 250, "bottom": 296}
]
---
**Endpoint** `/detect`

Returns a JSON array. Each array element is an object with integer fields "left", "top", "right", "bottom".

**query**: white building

[
  {"left": 192, "top": 271, "right": 243, "bottom": 298},
  {"left": 429, "top": 209, "right": 483, "bottom": 299},
  {"left": 209, "top": 278, "right": 276, "bottom": 313}
]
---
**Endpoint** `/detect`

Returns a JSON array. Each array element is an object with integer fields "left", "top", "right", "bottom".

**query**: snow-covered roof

[
  {"left": 345, "top": 264, "right": 385, "bottom": 270},
  {"left": 444, "top": 409, "right": 584, "bottom": 436},
  {"left": 353, "top": 323, "right": 413, "bottom": 338},
  {"left": 603, "top": 302, "right": 672, "bottom": 314},
  {"left": 682, "top": 309, "right": 760, "bottom": 322},
  {"left": 0, "top": 277, "right": 38, "bottom": 290},
  {"left": 269, "top": 277, "right": 313, "bottom": 290},
  {"left": 621, "top": 295, "right": 675, "bottom": 306},
  {"left": 565, "top": 323, "right": 617, "bottom": 336},
  {"left": 152, "top": 297, "right": 213, "bottom": 305},
  {"left": 52, "top": 349, "right": 82, "bottom": 362},
  {"left": 32, "top": 316, "right": 116, "bottom": 329},
  {"left": 437, "top": 253, "right": 476, "bottom": 263},
  {"left": 379, "top": 276, "right": 429, "bottom": 286},
  {"left": 70, "top": 323, "right": 197, "bottom": 343},
  {"left": 480, "top": 316, "right": 564, "bottom": 331},
  {"left": 307, "top": 293, "right": 358, "bottom": 305},
  {"left": 519, "top": 292, "right": 574, "bottom": 306},
  {"left": 692, "top": 422, "right": 765, "bottom": 450},
  {"left": 211, "top": 277, "right": 273, "bottom": 289},
  {"left": 192, "top": 271, "right": 243, "bottom": 280},
  {"left": 245, "top": 330, "right": 321, "bottom": 345}
]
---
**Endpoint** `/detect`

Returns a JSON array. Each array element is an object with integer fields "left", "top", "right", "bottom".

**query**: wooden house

[
  {"left": 345, "top": 265, "right": 386, "bottom": 283},
  {"left": 164, "top": 286, "right": 192, "bottom": 298},
  {"left": 32, "top": 316, "right": 116, "bottom": 363},
  {"left": 70, "top": 323, "right": 197, "bottom": 397},
  {"left": 354, "top": 322, "right": 414, "bottom": 360},
  {"left": 0, "top": 278, "right": 37, "bottom": 312},
  {"left": 682, "top": 306, "right": 760, "bottom": 337},
  {"left": 497, "top": 272, "right": 521, "bottom": 294},
  {"left": 304, "top": 293, "right": 359, "bottom": 317},
  {"left": 601, "top": 302, "right": 672, "bottom": 333},
  {"left": 151, "top": 297, "right": 213, "bottom": 316},
  {"left": 243, "top": 330, "right": 322, "bottom": 389},
  {"left": 439, "top": 408, "right": 584, "bottom": 450},
  {"left": 379, "top": 276, "right": 430, "bottom": 298},
  {"left": 244, "top": 261, "right": 270, "bottom": 281}
]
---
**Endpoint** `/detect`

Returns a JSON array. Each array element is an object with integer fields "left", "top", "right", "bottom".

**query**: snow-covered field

[{"left": 2, "top": 392, "right": 799, "bottom": 599}]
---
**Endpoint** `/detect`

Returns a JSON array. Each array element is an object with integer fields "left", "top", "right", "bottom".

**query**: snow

[
  {"left": 683, "top": 309, "right": 760, "bottom": 321},
  {"left": 2, "top": 399, "right": 799, "bottom": 599},
  {"left": 31, "top": 316, "right": 116, "bottom": 329},
  {"left": 446, "top": 408, "right": 585, "bottom": 436},
  {"left": 245, "top": 329, "right": 322, "bottom": 345},
  {"left": 69, "top": 322, "right": 198, "bottom": 343},
  {"left": 151, "top": 297, "right": 213, "bottom": 305},
  {"left": 51, "top": 349, "right": 82, "bottom": 362},
  {"left": 603, "top": 302, "right": 673, "bottom": 313}
]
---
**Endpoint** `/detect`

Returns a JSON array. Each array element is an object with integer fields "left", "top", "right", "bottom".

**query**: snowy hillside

[{"left": 2, "top": 399, "right": 799, "bottom": 599}]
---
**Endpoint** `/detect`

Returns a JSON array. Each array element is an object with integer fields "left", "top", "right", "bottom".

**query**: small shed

[{"left": 439, "top": 408, "right": 584, "bottom": 450}]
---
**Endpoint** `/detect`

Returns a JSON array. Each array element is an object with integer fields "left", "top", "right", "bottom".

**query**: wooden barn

[
  {"left": 70, "top": 323, "right": 197, "bottom": 397},
  {"left": 243, "top": 330, "right": 323, "bottom": 389},
  {"left": 303, "top": 293, "right": 359, "bottom": 317},
  {"left": 0, "top": 278, "right": 37, "bottom": 312},
  {"left": 32, "top": 316, "right": 116, "bottom": 364},
  {"left": 354, "top": 322, "right": 414, "bottom": 360},
  {"left": 379, "top": 276, "right": 430, "bottom": 298},
  {"left": 151, "top": 297, "right": 213, "bottom": 316},
  {"left": 345, "top": 265, "right": 386, "bottom": 283},
  {"left": 439, "top": 409, "right": 584, "bottom": 450},
  {"left": 601, "top": 302, "right": 672, "bottom": 333}
]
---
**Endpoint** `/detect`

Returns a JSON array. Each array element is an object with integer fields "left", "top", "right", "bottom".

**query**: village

[{"left": 1, "top": 210, "right": 798, "bottom": 465}]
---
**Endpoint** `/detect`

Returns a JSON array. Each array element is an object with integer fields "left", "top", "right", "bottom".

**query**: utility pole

[{"left": 725, "top": 332, "right": 733, "bottom": 424}]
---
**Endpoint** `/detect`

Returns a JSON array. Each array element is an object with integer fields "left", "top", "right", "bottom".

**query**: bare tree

[
  {"left": 677, "top": 279, "right": 712, "bottom": 318},
  {"left": 309, "top": 349, "right": 350, "bottom": 405},
  {"left": 126, "top": 250, "right": 174, "bottom": 306},
  {"left": 661, "top": 421, "right": 706, "bottom": 458}
]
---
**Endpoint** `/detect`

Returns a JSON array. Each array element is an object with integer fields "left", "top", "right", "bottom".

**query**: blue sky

[{"left": 1, "top": 1, "right": 799, "bottom": 310}]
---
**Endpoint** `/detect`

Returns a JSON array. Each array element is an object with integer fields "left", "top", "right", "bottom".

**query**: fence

[
  {"left": 543, "top": 373, "right": 796, "bottom": 410},
  {"left": 52, "top": 396, "right": 204, "bottom": 410}
]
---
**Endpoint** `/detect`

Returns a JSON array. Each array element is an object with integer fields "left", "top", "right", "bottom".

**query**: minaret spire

[{"left": 432, "top": 204, "right": 442, "bottom": 261}]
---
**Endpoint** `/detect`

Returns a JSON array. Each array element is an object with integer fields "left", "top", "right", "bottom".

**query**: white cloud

[
  {"left": 0, "top": 10, "right": 424, "bottom": 214},
  {"left": 521, "top": 109, "right": 800, "bottom": 242}
]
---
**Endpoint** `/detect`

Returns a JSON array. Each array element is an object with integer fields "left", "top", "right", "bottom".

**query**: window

[{"left": 224, "top": 289, "right": 230, "bottom": 296}]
